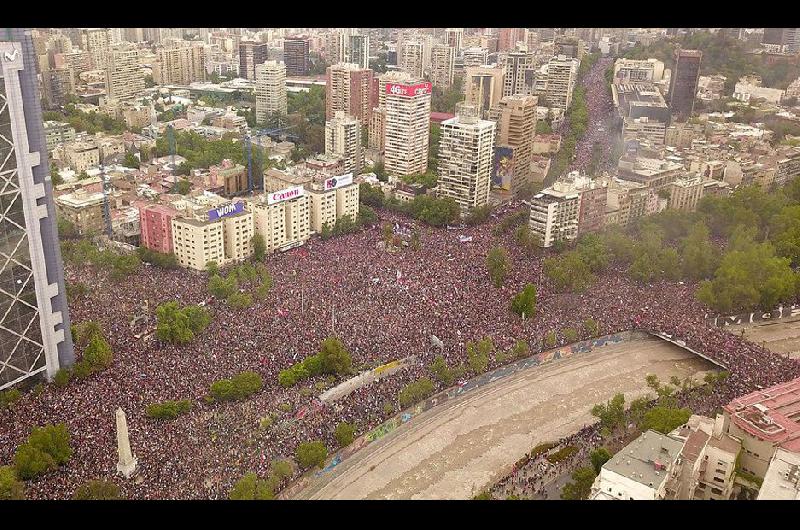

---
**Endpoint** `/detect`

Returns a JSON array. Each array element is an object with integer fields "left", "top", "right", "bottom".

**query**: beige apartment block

[
  {"left": 308, "top": 188, "right": 338, "bottom": 232},
  {"left": 255, "top": 61, "right": 287, "bottom": 124},
  {"left": 64, "top": 141, "right": 100, "bottom": 172},
  {"left": 325, "top": 112, "right": 364, "bottom": 175},
  {"left": 335, "top": 183, "right": 360, "bottom": 221},
  {"left": 222, "top": 212, "right": 254, "bottom": 263},
  {"left": 153, "top": 41, "right": 206, "bottom": 85},
  {"left": 489, "top": 95, "right": 538, "bottom": 194},
  {"left": 430, "top": 44, "right": 455, "bottom": 89},
  {"left": 105, "top": 46, "right": 144, "bottom": 101},
  {"left": 248, "top": 194, "right": 311, "bottom": 253},
  {"left": 464, "top": 65, "right": 506, "bottom": 118},
  {"left": 437, "top": 104, "right": 496, "bottom": 210},
  {"left": 384, "top": 79, "right": 431, "bottom": 176}
]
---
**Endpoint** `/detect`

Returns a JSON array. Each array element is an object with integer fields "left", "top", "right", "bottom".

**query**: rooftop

[
  {"left": 724, "top": 376, "right": 800, "bottom": 452},
  {"left": 603, "top": 430, "right": 685, "bottom": 490},
  {"left": 758, "top": 448, "right": 800, "bottom": 500}
]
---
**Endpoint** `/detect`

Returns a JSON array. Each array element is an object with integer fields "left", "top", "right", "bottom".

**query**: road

[{"left": 290, "top": 336, "right": 716, "bottom": 500}]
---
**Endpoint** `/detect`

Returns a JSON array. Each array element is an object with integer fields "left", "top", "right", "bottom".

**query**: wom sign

[{"left": 709, "top": 304, "right": 800, "bottom": 327}]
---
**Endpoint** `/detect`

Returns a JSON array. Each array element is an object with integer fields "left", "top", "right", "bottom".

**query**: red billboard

[{"left": 385, "top": 82, "right": 432, "bottom": 97}]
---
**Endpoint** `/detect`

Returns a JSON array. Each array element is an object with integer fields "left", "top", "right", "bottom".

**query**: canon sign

[
  {"left": 267, "top": 185, "right": 304, "bottom": 205},
  {"left": 385, "top": 82, "right": 432, "bottom": 97}
]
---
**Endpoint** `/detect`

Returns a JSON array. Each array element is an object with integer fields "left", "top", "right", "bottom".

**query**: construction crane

[{"left": 100, "top": 164, "right": 113, "bottom": 239}]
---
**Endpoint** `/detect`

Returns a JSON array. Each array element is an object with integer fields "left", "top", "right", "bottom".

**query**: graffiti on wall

[{"left": 709, "top": 304, "right": 800, "bottom": 327}]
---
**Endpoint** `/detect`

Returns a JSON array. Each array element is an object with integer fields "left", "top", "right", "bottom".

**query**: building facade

[
  {"left": 239, "top": 41, "right": 268, "bottom": 81},
  {"left": 488, "top": 95, "right": 538, "bottom": 195},
  {"left": 255, "top": 61, "right": 287, "bottom": 124},
  {"left": 105, "top": 46, "right": 144, "bottom": 101},
  {"left": 326, "top": 63, "right": 374, "bottom": 125},
  {"left": 546, "top": 55, "right": 580, "bottom": 111},
  {"left": 0, "top": 33, "right": 75, "bottom": 388},
  {"left": 284, "top": 37, "right": 310, "bottom": 76},
  {"left": 429, "top": 44, "right": 455, "bottom": 89},
  {"left": 437, "top": 104, "right": 496, "bottom": 210},
  {"left": 464, "top": 65, "right": 506, "bottom": 118},
  {"left": 668, "top": 49, "right": 702, "bottom": 122},
  {"left": 325, "top": 112, "right": 364, "bottom": 175},
  {"left": 139, "top": 204, "right": 177, "bottom": 254},
  {"left": 153, "top": 41, "right": 206, "bottom": 85},
  {"left": 383, "top": 80, "right": 431, "bottom": 176}
]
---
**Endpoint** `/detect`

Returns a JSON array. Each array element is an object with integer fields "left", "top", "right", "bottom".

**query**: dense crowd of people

[
  {"left": 0, "top": 204, "right": 798, "bottom": 500},
  {"left": 562, "top": 56, "right": 617, "bottom": 176}
]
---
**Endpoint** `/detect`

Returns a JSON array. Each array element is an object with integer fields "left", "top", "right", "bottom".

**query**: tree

[
  {"left": 359, "top": 183, "right": 385, "bottom": 207},
  {"left": 123, "top": 151, "right": 139, "bottom": 169},
  {"left": 251, "top": 234, "right": 267, "bottom": 262},
  {"left": 318, "top": 337, "right": 352, "bottom": 375},
  {"left": 510, "top": 284, "right": 537, "bottom": 318},
  {"left": 466, "top": 338, "right": 493, "bottom": 374},
  {"left": 0, "top": 466, "right": 24, "bottom": 500},
  {"left": 680, "top": 222, "right": 718, "bottom": 280},
  {"left": 429, "top": 355, "right": 454, "bottom": 386},
  {"left": 641, "top": 406, "right": 692, "bottom": 434},
  {"left": 229, "top": 472, "right": 275, "bottom": 500},
  {"left": 208, "top": 274, "right": 238, "bottom": 299},
  {"left": 50, "top": 164, "right": 64, "bottom": 186},
  {"left": 73, "top": 479, "right": 120, "bottom": 500},
  {"left": 576, "top": 234, "right": 610, "bottom": 273},
  {"left": 398, "top": 377, "right": 436, "bottom": 408},
  {"left": 296, "top": 441, "right": 328, "bottom": 469},
  {"left": 584, "top": 319, "right": 599, "bottom": 336},
  {"left": 590, "top": 447, "right": 612, "bottom": 475},
  {"left": 155, "top": 301, "right": 195, "bottom": 345},
  {"left": 591, "top": 393, "right": 626, "bottom": 431},
  {"left": 83, "top": 333, "right": 113, "bottom": 371},
  {"left": 697, "top": 231, "right": 799, "bottom": 313},
  {"left": 173, "top": 178, "right": 192, "bottom": 194},
  {"left": 227, "top": 291, "right": 253, "bottom": 310},
  {"left": 544, "top": 252, "right": 595, "bottom": 293},
  {"left": 206, "top": 261, "right": 219, "bottom": 276},
  {"left": 14, "top": 424, "right": 72, "bottom": 480},
  {"left": 486, "top": 246, "right": 510, "bottom": 288},
  {"left": 562, "top": 327, "right": 578, "bottom": 343},
  {"left": 561, "top": 467, "right": 596, "bottom": 500},
  {"left": 334, "top": 422, "right": 356, "bottom": 447}
]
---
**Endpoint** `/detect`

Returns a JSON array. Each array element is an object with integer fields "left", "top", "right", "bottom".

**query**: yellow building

[
  {"left": 170, "top": 198, "right": 254, "bottom": 270},
  {"left": 247, "top": 188, "right": 311, "bottom": 252},
  {"left": 172, "top": 217, "right": 225, "bottom": 271}
]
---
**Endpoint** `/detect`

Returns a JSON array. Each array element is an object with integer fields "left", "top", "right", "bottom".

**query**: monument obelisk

[{"left": 116, "top": 407, "right": 138, "bottom": 478}]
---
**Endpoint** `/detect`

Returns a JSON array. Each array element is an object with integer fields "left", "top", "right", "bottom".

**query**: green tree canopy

[
  {"left": 73, "top": 479, "right": 120, "bottom": 500},
  {"left": 296, "top": 441, "right": 328, "bottom": 469},
  {"left": 486, "top": 246, "right": 510, "bottom": 288}
]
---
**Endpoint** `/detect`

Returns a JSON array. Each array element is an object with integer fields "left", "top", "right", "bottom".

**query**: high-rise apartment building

[
  {"left": 545, "top": 55, "right": 580, "bottom": 110},
  {"left": 464, "top": 65, "right": 506, "bottom": 118},
  {"left": 284, "top": 37, "right": 310, "bottom": 76},
  {"left": 0, "top": 31, "right": 74, "bottom": 389},
  {"left": 499, "top": 51, "right": 536, "bottom": 97},
  {"left": 437, "top": 103, "right": 496, "bottom": 210},
  {"left": 429, "top": 44, "right": 455, "bottom": 89},
  {"left": 325, "top": 63, "right": 374, "bottom": 126},
  {"left": 239, "top": 41, "right": 268, "bottom": 80},
  {"left": 42, "top": 67, "right": 74, "bottom": 109},
  {"left": 445, "top": 28, "right": 464, "bottom": 55},
  {"left": 80, "top": 28, "right": 112, "bottom": 70},
  {"left": 153, "top": 41, "right": 206, "bottom": 85},
  {"left": 326, "top": 30, "right": 347, "bottom": 65},
  {"left": 463, "top": 47, "right": 488, "bottom": 67},
  {"left": 247, "top": 191, "right": 311, "bottom": 253},
  {"left": 255, "top": 61, "right": 287, "bottom": 124},
  {"left": 399, "top": 40, "right": 425, "bottom": 79},
  {"left": 498, "top": 28, "right": 524, "bottom": 52},
  {"left": 325, "top": 111, "right": 364, "bottom": 175},
  {"left": 488, "top": 95, "right": 538, "bottom": 194},
  {"left": 384, "top": 79, "right": 432, "bottom": 176},
  {"left": 105, "top": 46, "right": 145, "bottom": 101},
  {"left": 347, "top": 34, "right": 370, "bottom": 70},
  {"left": 668, "top": 49, "right": 702, "bottom": 122}
]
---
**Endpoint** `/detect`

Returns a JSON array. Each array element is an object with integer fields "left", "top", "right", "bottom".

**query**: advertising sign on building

[
  {"left": 323, "top": 173, "right": 354, "bottom": 191},
  {"left": 267, "top": 185, "right": 305, "bottom": 205},
  {"left": 208, "top": 201, "right": 244, "bottom": 221},
  {"left": 493, "top": 146, "right": 514, "bottom": 191},
  {"left": 385, "top": 81, "right": 432, "bottom": 97}
]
